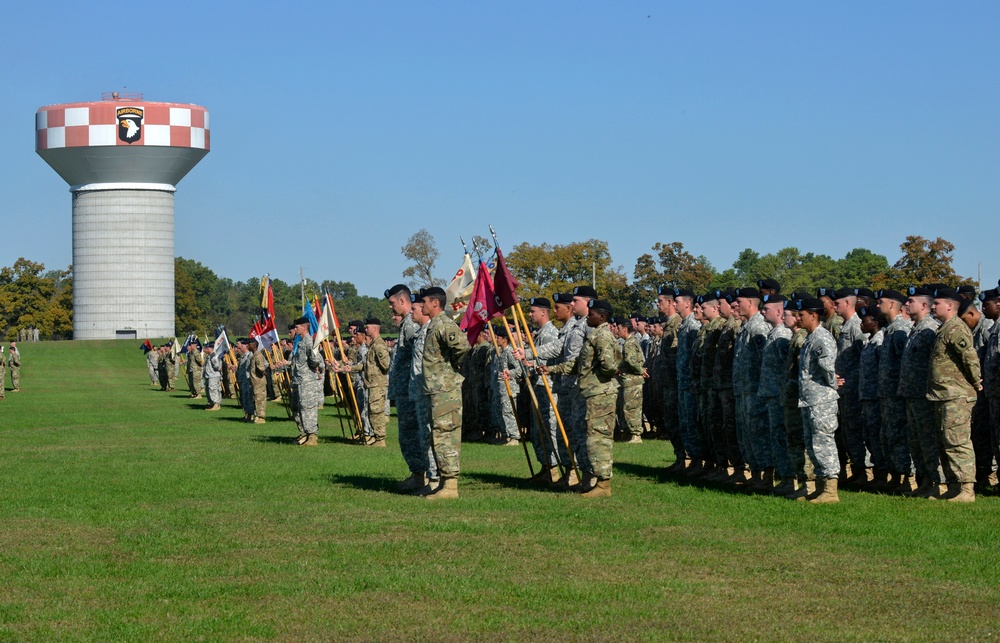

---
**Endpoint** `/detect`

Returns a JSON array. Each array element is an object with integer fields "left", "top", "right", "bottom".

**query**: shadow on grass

[
  {"left": 326, "top": 473, "right": 399, "bottom": 493},
  {"left": 322, "top": 435, "right": 362, "bottom": 446},
  {"left": 251, "top": 434, "right": 301, "bottom": 445},
  {"left": 614, "top": 461, "right": 668, "bottom": 482},
  {"left": 463, "top": 471, "right": 535, "bottom": 491}
]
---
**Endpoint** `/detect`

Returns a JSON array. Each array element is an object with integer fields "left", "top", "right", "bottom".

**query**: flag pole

[
  {"left": 326, "top": 297, "right": 366, "bottom": 444},
  {"left": 487, "top": 324, "right": 534, "bottom": 477},
  {"left": 506, "top": 310, "right": 559, "bottom": 477}
]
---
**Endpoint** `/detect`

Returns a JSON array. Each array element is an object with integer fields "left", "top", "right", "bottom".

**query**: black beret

[
  {"left": 762, "top": 294, "right": 788, "bottom": 304},
  {"left": 421, "top": 287, "right": 446, "bottom": 298},
  {"left": 364, "top": 317, "right": 381, "bottom": 326},
  {"left": 855, "top": 287, "right": 875, "bottom": 299},
  {"left": 958, "top": 298, "right": 973, "bottom": 316},
  {"left": 924, "top": 283, "right": 949, "bottom": 293},
  {"left": 701, "top": 291, "right": 718, "bottom": 303},
  {"left": 658, "top": 285, "right": 675, "bottom": 297},
  {"left": 588, "top": 299, "right": 613, "bottom": 314},
  {"left": 573, "top": 285, "right": 598, "bottom": 299},
  {"left": 552, "top": 292, "right": 573, "bottom": 304},
  {"left": 957, "top": 285, "right": 977, "bottom": 296},
  {"left": 293, "top": 316, "right": 310, "bottom": 326},
  {"left": 609, "top": 316, "right": 619, "bottom": 325},
  {"left": 876, "top": 289, "right": 907, "bottom": 304},
  {"left": 757, "top": 278, "right": 781, "bottom": 292},
  {"left": 246, "top": 336, "right": 259, "bottom": 345},
  {"left": 735, "top": 287, "right": 761, "bottom": 299},
  {"left": 629, "top": 312, "right": 641, "bottom": 320},
  {"left": 348, "top": 319, "right": 364, "bottom": 328},
  {"left": 529, "top": 297, "right": 551, "bottom": 309},
  {"left": 815, "top": 287, "right": 835, "bottom": 298},
  {"left": 858, "top": 306, "right": 872, "bottom": 317},
  {"left": 384, "top": 284, "right": 410, "bottom": 299},
  {"left": 287, "top": 324, "right": 297, "bottom": 331},
  {"left": 932, "top": 287, "right": 963, "bottom": 303},
  {"left": 723, "top": 290, "right": 737, "bottom": 304},
  {"left": 787, "top": 291, "right": 806, "bottom": 301},
  {"left": 673, "top": 287, "right": 695, "bottom": 298},
  {"left": 832, "top": 287, "right": 857, "bottom": 300},
  {"left": 410, "top": 289, "right": 423, "bottom": 303},
  {"left": 979, "top": 289, "right": 1000, "bottom": 303},
  {"left": 355, "top": 325, "right": 368, "bottom": 335},
  {"left": 906, "top": 285, "right": 934, "bottom": 298},
  {"left": 796, "top": 297, "right": 825, "bottom": 313}
]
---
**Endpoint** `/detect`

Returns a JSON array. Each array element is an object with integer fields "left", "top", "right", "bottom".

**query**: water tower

[{"left": 35, "top": 92, "right": 210, "bottom": 340}]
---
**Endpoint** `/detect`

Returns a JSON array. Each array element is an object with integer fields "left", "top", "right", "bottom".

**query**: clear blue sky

[{"left": 2, "top": 2, "right": 998, "bottom": 295}]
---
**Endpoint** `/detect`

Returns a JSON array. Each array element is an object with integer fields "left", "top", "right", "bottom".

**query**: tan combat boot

[
  {"left": 809, "top": 478, "right": 840, "bottom": 504},
  {"left": 946, "top": 483, "right": 976, "bottom": 503},
  {"left": 548, "top": 466, "right": 562, "bottom": 484},
  {"left": 625, "top": 435, "right": 643, "bottom": 444},
  {"left": 253, "top": 416, "right": 266, "bottom": 424},
  {"left": 424, "top": 476, "right": 458, "bottom": 500},
  {"left": 206, "top": 404, "right": 220, "bottom": 411},
  {"left": 302, "top": 433, "right": 319, "bottom": 446},
  {"left": 370, "top": 439, "right": 387, "bottom": 448},
  {"left": 906, "top": 480, "right": 930, "bottom": 498},
  {"left": 580, "top": 478, "right": 611, "bottom": 498},
  {"left": 296, "top": 433, "right": 308, "bottom": 445},
  {"left": 923, "top": 483, "right": 948, "bottom": 499}
]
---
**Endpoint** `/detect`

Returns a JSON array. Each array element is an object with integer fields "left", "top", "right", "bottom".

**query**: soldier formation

[{"left": 145, "top": 277, "right": 1000, "bottom": 504}]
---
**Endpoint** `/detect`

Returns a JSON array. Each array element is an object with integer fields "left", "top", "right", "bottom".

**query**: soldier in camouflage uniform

[
  {"left": 202, "top": 343, "right": 222, "bottom": 411},
  {"left": 186, "top": 342, "right": 204, "bottom": 399},
  {"left": 617, "top": 317, "right": 646, "bottom": 443},
  {"left": 714, "top": 291, "right": 742, "bottom": 481},
  {"left": 157, "top": 346, "right": 169, "bottom": 390},
  {"left": 733, "top": 287, "right": 770, "bottom": 488},
  {"left": 758, "top": 294, "right": 793, "bottom": 494},
  {"left": 347, "top": 323, "right": 373, "bottom": 441},
  {"left": 518, "top": 297, "right": 565, "bottom": 482},
  {"left": 286, "top": 317, "right": 323, "bottom": 446},
  {"left": 643, "top": 317, "right": 664, "bottom": 437},
  {"left": 817, "top": 288, "right": 844, "bottom": 340},
  {"left": 697, "top": 293, "right": 725, "bottom": 479},
  {"left": 796, "top": 297, "right": 841, "bottom": 504},
  {"left": 408, "top": 293, "right": 439, "bottom": 492},
  {"left": 7, "top": 343, "right": 20, "bottom": 392},
  {"left": 0, "top": 347, "right": 5, "bottom": 399},
  {"left": 833, "top": 288, "right": 870, "bottom": 484},
  {"left": 977, "top": 289, "right": 1000, "bottom": 489},
  {"left": 385, "top": 285, "right": 427, "bottom": 490},
  {"left": 342, "top": 319, "right": 391, "bottom": 447},
  {"left": 927, "top": 288, "right": 981, "bottom": 502},
  {"left": 959, "top": 296, "right": 995, "bottom": 486},
  {"left": 247, "top": 338, "right": 268, "bottom": 423},
  {"left": 674, "top": 288, "right": 704, "bottom": 473},
  {"left": 782, "top": 296, "right": 812, "bottom": 498},
  {"left": 236, "top": 339, "right": 255, "bottom": 420},
  {"left": 146, "top": 344, "right": 159, "bottom": 386},
  {"left": 877, "top": 289, "right": 914, "bottom": 493},
  {"left": 543, "top": 299, "right": 620, "bottom": 497},
  {"left": 418, "top": 287, "right": 471, "bottom": 499},
  {"left": 655, "top": 287, "right": 684, "bottom": 470},
  {"left": 463, "top": 332, "right": 492, "bottom": 441},
  {"left": 491, "top": 325, "right": 523, "bottom": 446},
  {"left": 899, "top": 286, "right": 942, "bottom": 496},
  {"left": 858, "top": 307, "right": 887, "bottom": 486}
]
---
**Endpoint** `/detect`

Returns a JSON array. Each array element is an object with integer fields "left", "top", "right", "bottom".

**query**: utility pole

[
  {"left": 592, "top": 261, "right": 596, "bottom": 289},
  {"left": 300, "top": 267, "right": 305, "bottom": 310}
]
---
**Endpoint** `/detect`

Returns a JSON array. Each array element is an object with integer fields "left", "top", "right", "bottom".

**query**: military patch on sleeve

[
  {"left": 958, "top": 339, "right": 969, "bottom": 349},
  {"left": 449, "top": 332, "right": 456, "bottom": 343}
]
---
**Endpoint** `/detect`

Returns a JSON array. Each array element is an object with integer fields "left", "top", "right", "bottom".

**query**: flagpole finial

[{"left": 489, "top": 226, "right": 501, "bottom": 251}]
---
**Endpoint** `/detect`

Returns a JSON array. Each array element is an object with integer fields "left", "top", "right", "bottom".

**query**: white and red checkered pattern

[{"left": 36, "top": 101, "right": 210, "bottom": 151}]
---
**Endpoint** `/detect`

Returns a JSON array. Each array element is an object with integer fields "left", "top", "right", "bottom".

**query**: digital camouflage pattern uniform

[
  {"left": 676, "top": 312, "right": 703, "bottom": 458},
  {"left": 859, "top": 329, "right": 886, "bottom": 471},
  {"left": 658, "top": 313, "right": 682, "bottom": 458},
  {"left": 410, "top": 320, "right": 438, "bottom": 480},
  {"left": 714, "top": 314, "right": 742, "bottom": 468},
  {"left": 576, "top": 320, "right": 621, "bottom": 480},
  {"left": 250, "top": 348, "right": 269, "bottom": 420},
  {"left": 799, "top": 326, "right": 840, "bottom": 479},
  {"left": 391, "top": 313, "right": 423, "bottom": 473},
  {"left": 544, "top": 316, "right": 590, "bottom": 471},
  {"left": 836, "top": 313, "right": 869, "bottom": 473},
  {"left": 292, "top": 334, "right": 323, "bottom": 436},
  {"left": 8, "top": 348, "right": 20, "bottom": 391},
  {"left": 734, "top": 312, "right": 769, "bottom": 471},
  {"left": 353, "top": 335, "right": 391, "bottom": 441},
  {"left": 899, "top": 316, "right": 942, "bottom": 484},
  {"left": 147, "top": 349, "right": 159, "bottom": 385},
  {"left": 699, "top": 315, "right": 726, "bottom": 466},
  {"left": 618, "top": 331, "right": 645, "bottom": 437},
  {"left": 783, "top": 328, "right": 810, "bottom": 481},
  {"left": 237, "top": 349, "right": 254, "bottom": 418},
  {"left": 531, "top": 321, "right": 563, "bottom": 466},
  {"left": 203, "top": 351, "right": 222, "bottom": 407},
  {"left": 421, "top": 312, "right": 471, "bottom": 478},
  {"left": 927, "top": 315, "right": 980, "bottom": 485},
  {"left": 984, "top": 321, "right": 1000, "bottom": 479},
  {"left": 164, "top": 350, "right": 176, "bottom": 391},
  {"left": 969, "top": 315, "right": 995, "bottom": 481},
  {"left": 490, "top": 342, "right": 522, "bottom": 441},
  {"left": 758, "top": 322, "right": 793, "bottom": 479},
  {"left": 879, "top": 314, "right": 913, "bottom": 476},
  {"left": 823, "top": 314, "right": 844, "bottom": 341}
]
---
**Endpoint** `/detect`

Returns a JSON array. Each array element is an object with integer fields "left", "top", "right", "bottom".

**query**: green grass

[{"left": 1, "top": 340, "right": 998, "bottom": 641}]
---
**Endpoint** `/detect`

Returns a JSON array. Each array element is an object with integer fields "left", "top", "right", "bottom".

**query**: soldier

[
  {"left": 491, "top": 324, "right": 523, "bottom": 446},
  {"left": 899, "top": 286, "right": 942, "bottom": 496},
  {"left": 858, "top": 307, "right": 888, "bottom": 488},
  {"left": 385, "top": 284, "right": 426, "bottom": 490},
  {"left": 408, "top": 291, "right": 440, "bottom": 493},
  {"left": 521, "top": 297, "right": 564, "bottom": 482},
  {"left": 0, "top": 346, "right": 5, "bottom": 399},
  {"left": 833, "top": 287, "right": 870, "bottom": 484},
  {"left": 643, "top": 315, "right": 664, "bottom": 438},
  {"left": 927, "top": 288, "right": 981, "bottom": 502},
  {"left": 697, "top": 293, "right": 725, "bottom": 479},
  {"left": 979, "top": 288, "right": 1000, "bottom": 490},
  {"left": 758, "top": 294, "right": 793, "bottom": 495},
  {"left": 618, "top": 312, "right": 646, "bottom": 444},
  {"left": 541, "top": 299, "right": 620, "bottom": 497},
  {"left": 248, "top": 337, "right": 268, "bottom": 424},
  {"left": 782, "top": 295, "right": 811, "bottom": 499},
  {"left": 146, "top": 343, "right": 159, "bottom": 386},
  {"left": 418, "top": 287, "right": 471, "bottom": 500},
  {"left": 796, "top": 297, "right": 841, "bottom": 504},
  {"left": 733, "top": 287, "right": 769, "bottom": 488},
  {"left": 817, "top": 288, "right": 843, "bottom": 340},
  {"left": 674, "top": 288, "right": 704, "bottom": 472},
  {"left": 757, "top": 279, "right": 781, "bottom": 297},
  {"left": 235, "top": 339, "right": 254, "bottom": 420},
  {"left": 186, "top": 341, "right": 204, "bottom": 399},
  {"left": 959, "top": 296, "right": 995, "bottom": 487},
  {"left": 463, "top": 330, "right": 492, "bottom": 442},
  {"left": 157, "top": 346, "right": 169, "bottom": 390},
  {"left": 655, "top": 286, "right": 684, "bottom": 470},
  {"left": 285, "top": 317, "right": 324, "bottom": 446},
  {"left": 877, "top": 289, "right": 914, "bottom": 493},
  {"left": 714, "top": 291, "right": 742, "bottom": 482},
  {"left": 164, "top": 344, "right": 177, "bottom": 392},
  {"left": 8, "top": 342, "right": 20, "bottom": 392},
  {"left": 347, "top": 321, "right": 372, "bottom": 441},
  {"left": 341, "top": 318, "right": 391, "bottom": 447},
  {"left": 202, "top": 343, "right": 222, "bottom": 411}
]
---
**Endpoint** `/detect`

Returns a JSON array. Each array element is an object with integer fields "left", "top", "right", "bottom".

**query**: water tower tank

[{"left": 36, "top": 93, "right": 210, "bottom": 340}]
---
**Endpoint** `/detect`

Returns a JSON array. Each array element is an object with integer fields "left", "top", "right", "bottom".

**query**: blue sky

[{"left": 2, "top": 2, "right": 998, "bottom": 295}]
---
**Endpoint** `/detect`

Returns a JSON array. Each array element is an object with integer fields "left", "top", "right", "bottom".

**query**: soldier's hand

[
  {"left": 512, "top": 348, "right": 525, "bottom": 360},
  {"left": 835, "top": 375, "right": 845, "bottom": 387},
  {"left": 537, "top": 364, "right": 549, "bottom": 375},
  {"left": 502, "top": 369, "right": 510, "bottom": 381},
  {"left": 642, "top": 368, "right": 650, "bottom": 379}
]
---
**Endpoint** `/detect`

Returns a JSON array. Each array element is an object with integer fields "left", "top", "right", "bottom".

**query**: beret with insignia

[
  {"left": 757, "top": 278, "right": 781, "bottom": 292},
  {"left": 735, "top": 287, "right": 761, "bottom": 299},
  {"left": 877, "top": 289, "right": 907, "bottom": 304},
  {"left": 855, "top": 287, "right": 875, "bottom": 299},
  {"left": 673, "top": 287, "right": 695, "bottom": 298},
  {"left": 796, "top": 297, "right": 824, "bottom": 313},
  {"left": 529, "top": 297, "right": 551, "bottom": 309},
  {"left": 979, "top": 289, "right": 1000, "bottom": 303},
  {"left": 421, "top": 286, "right": 446, "bottom": 298},
  {"left": 364, "top": 317, "right": 381, "bottom": 326},
  {"left": 573, "top": 285, "right": 598, "bottom": 299},
  {"left": 957, "top": 285, "right": 977, "bottom": 296},
  {"left": 933, "top": 287, "right": 963, "bottom": 303},
  {"left": 816, "top": 287, "right": 834, "bottom": 298},
  {"left": 293, "top": 316, "right": 310, "bottom": 326},
  {"left": 907, "top": 285, "right": 934, "bottom": 298},
  {"left": 833, "top": 287, "right": 857, "bottom": 300},
  {"left": 701, "top": 291, "right": 718, "bottom": 303},
  {"left": 762, "top": 294, "right": 788, "bottom": 304},
  {"left": 658, "top": 285, "right": 676, "bottom": 297},
  {"left": 384, "top": 284, "right": 410, "bottom": 299},
  {"left": 588, "top": 299, "right": 613, "bottom": 314},
  {"left": 552, "top": 292, "right": 573, "bottom": 304}
]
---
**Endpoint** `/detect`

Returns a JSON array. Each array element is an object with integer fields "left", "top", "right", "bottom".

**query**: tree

[
  {"left": 401, "top": 229, "right": 444, "bottom": 288},
  {"left": 883, "top": 235, "right": 974, "bottom": 289},
  {"left": 0, "top": 258, "right": 73, "bottom": 340}
]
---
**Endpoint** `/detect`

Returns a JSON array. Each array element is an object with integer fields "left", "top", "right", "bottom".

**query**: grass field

[{"left": 1, "top": 340, "right": 998, "bottom": 641}]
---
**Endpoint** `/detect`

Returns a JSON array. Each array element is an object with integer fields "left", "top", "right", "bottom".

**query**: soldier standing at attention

[
  {"left": 674, "top": 288, "right": 704, "bottom": 473},
  {"left": 858, "top": 307, "right": 888, "bottom": 488},
  {"left": 978, "top": 289, "right": 1000, "bottom": 490},
  {"left": 833, "top": 288, "right": 869, "bottom": 485},
  {"left": 876, "top": 289, "right": 914, "bottom": 493},
  {"left": 520, "top": 297, "right": 563, "bottom": 482},
  {"left": 418, "top": 287, "right": 471, "bottom": 500},
  {"left": 927, "top": 288, "right": 981, "bottom": 502},
  {"left": 408, "top": 291, "right": 439, "bottom": 494},
  {"left": 235, "top": 339, "right": 255, "bottom": 421},
  {"left": 157, "top": 346, "right": 169, "bottom": 390},
  {"left": 959, "top": 296, "right": 994, "bottom": 487},
  {"left": 492, "top": 325, "right": 523, "bottom": 446},
  {"left": 0, "top": 347, "right": 5, "bottom": 399},
  {"left": 757, "top": 294, "right": 793, "bottom": 495},
  {"left": 146, "top": 343, "right": 159, "bottom": 386},
  {"left": 164, "top": 345, "right": 177, "bottom": 392},
  {"left": 817, "top": 288, "right": 843, "bottom": 340},
  {"left": 618, "top": 313, "right": 646, "bottom": 444},
  {"left": 782, "top": 295, "right": 811, "bottom": 499},
  {"left": 286, "top": 317, "right": 323, "bottom": 446},
  {"left": 248, "top": 337, "right": 269, "bottom": 424},
  {"left": 733, "top": 287, "right": 769, "bottom": 489},
  {"left": 187, "top": 342, "right": 204, "bottom": 399},
  {"left": 385, "top": 284, "right": 424, "bottom": 489},
  {"left": 796, "top": 297, "right": 841, "bottom": 504},
  {"left": 341, "top": 318, "right": 391, "bottom": 447},
  {"left": 697, "top": 293, "right": 725, "bottom": 479},
  {"left": 202, "top": 343, "right": 222, "bottom": 411},
  {"left": 655, "top": 287, "right": 683, "bottom": 471},
  {"left": 8, "top": 342, "right": 20, "bottom": 392},
  {"left": 898, "top": 286, "right": 942, "bottom": 497}
]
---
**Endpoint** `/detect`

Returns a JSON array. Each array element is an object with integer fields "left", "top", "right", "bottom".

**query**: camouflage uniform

[
  {"left": 823, "top": 314, "right": 844, "bottom": 341},
  {"left": 291, "top": 334, "right": 323, "bottom": 436},
  {"left": 203, "top": 352, "right": 222, "bottom": 407},
  {"left": 531, "top": 321, "right": 562, "bottom": 466},
  {"left": 879, "top": 314, "right": 913, "bottom": 476},
  {"left": 836, "top": 313, "right": 869, "bottom": 472},
  {"left": 734, "top": 312, "right": 769, "bottom": 470},
  {"left": 783, "top": 329, "right": 810, "bottom": 480},
  {"left": 250, "top": 348, "right": 269, "bottom": 420},
  {"left": 352, "top": 342, "right": 372, "bottom": 438},
  {"left": 421, "top": 313, "right": 471, "bottom": 478},
  {"left": 676, "top": 313, "right": 703, "bottom": 458},
  {"left": 984, "top": 322, "right": 1000, "bottom": 478},
  {"left": 643, "top": 332, "right": 663, "bottom": 433},
  {"left": 8, "top": 348, "right": 20, "bottom": 391},
  {"left": 699, "top": 316, "right": 725, "bottom": 465},
  {"left": 758, "top": 323, "right": 793, "bottom": 479},
  {"left": 410, "top": 321, "right": 438, "bottom": 480},
  {"left": 859, "top": 329, "right": 886, "bottom": 471},
  {"left": 390, "top": 313, "right": 423, "bottom": 473},
  {"left": 146, "top": 349, "right": 158, "bottom": 385},
  {"left": 577, "top": 321, "right": 621, "bottom": 480},
  {"left": 799, "top": 326, "right": 840, "bottom": 479},
  {"left": 927, "top": 316, "right": 980, "bottom": 485},
  {"left": 237, "top": 349, "right": 255, "bottom": 417},
  {"left": 187, "top": 349, "right": 204, "bottom": 397},
  {"left": 899, "top": 316, "right": 942, "bottom": 484},
  {"left": 0, "top": 352, "right": 5, "bottom": 399},
  {"left": 165, "top": 350, "right": 177, "bottom": 390},
  {"left": 659, "top": 314, "right": 683, "bottom": 458},
  {"left": 352, "top": 335, "right": 391, "bottom": 441},
  {"left": 157, "top": 352, "right": 168, "bottom": 389},
  {"left": 491, "top": 343, "right": 522, "bottom": 441},
  {"left": 618, "top": 331, "right": 645, "bottom": 437},
  {"left": 969, "top": 316, "right": 995, "bottom": 481},
  {"left": 714, "top": 315, "right": 742, "bottom": 468},
  {"left": 544, "top": 316, "right": 590, "bottom": 471},
  {"left": 464, "top": 341, "right": 492, "bottom": 436}
]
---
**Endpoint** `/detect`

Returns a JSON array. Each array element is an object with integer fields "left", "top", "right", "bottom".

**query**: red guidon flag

[
  {"left": 492, "top": 247, "right": 520, "bottom": 310},
  {"left": 460, "top": 260, "right": 502, "bottom": 345}
]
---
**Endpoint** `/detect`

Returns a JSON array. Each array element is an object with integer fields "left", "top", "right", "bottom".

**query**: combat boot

[
  {"left": 548, "top": 466, "right": 562, "bottom": 484},
  {"left": 758, "top": 468, "right": 775, "bottom": 494},
  {"left": 810, "top": 478, "right": 839, "bottom": 504},
  {"left": 625, "top": 435, "right": 643, "bottom": 444},
  {"left": 772, "top": 477, "right": 794, "bottom": 497},
  {"left": 206, "top": 404, "right": 220, "bottom": 411},
  {"left": 686, "top": 459, "right": 706, "bottom": 477},
  {"left": 788, "top": 480, "right": 809, "bottom": 501},
  {"left": 897, "top": 475, "right": 918, "bottom": 496},
  {"left": 396, "top": 473, "right": 426, "bottom": 493},
  {"left": 924, "top": 484, "right": 949, "bottom": 499},
  {"left": 804, "top": 479, "right": 823, "bottom": 501},
  {"left": 296, "top": 433, "right": 308, "bottom": 445},
  {"left": 424, "top": 476, "right": 458, "bottom": 500},
  {"left": 580, "top": 478, "right": 611, "bottom": 498},
  {"left": 946, "top": 483, "right": 976, "bottom": 503},
  {"left": 253, "top": 416, "right": 266, "bottom": 424},
  {"left": 906, "top": 480, "right": 931, "bottom": 498},
  {"left": 370, "top": 439, "right": 387, "bottom": 448},
  {"left": 302, "top": 433, "right": 319, "bottom": 447}
]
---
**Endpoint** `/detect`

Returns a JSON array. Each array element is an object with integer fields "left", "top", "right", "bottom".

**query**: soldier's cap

[
  {"left": 786, "top": 291, "right": 806, "bottom": 301},
  {"left": 958, "top": 298, "right": 974, "bottom": 316},
  {"left": 409, "top": 289, "right": 423, "bottom": 303},
  {"left": 364, "top": 317, "right": 381, "bottom": 326},
  {"left": 783, "top": 299, "right": 795, "bottom": 310},
  {"left": 979, "top": 288, "right": 1000, "bottom": 303},
  {"left": 876, "top": 289, "right": 907, "bottom": 304},
  {"left": 859, "top": 306, "right": 873, "bottom": 318},
  {"left": 355, "top": 325, "right": 368, "bottom": 335},
  {"left": 609, "top": 316, "right": 618, "bottom": 325},
  {"left": 924, "top": 283, "right": 948, "bottom": 293},
  {"left": 815, "top": 287, "right": 835, "bottom": 299},
  {"left": 420, "top": 286, "right": 447, "bottom": 299},
  {"left": 832, "top": 287, "right": 857, "bottom": 300},
  {"left": 529, "top": 297, "right": 551, "bottom": 309},
  {"left": 384, "top": 284, "right": 410, "bottom": 299},
  {"left": 762, "top": 294, "right": 788, "bottom": 305},
  {"left": 657, "top": 285, "right": 675, "bottom": 297},
  {"left": 906, "top": 285, "right": 934, "bottom": 298},
  {"left": 588, "top": 299, "right": 613, "bottom": 315},
  {"left": 246, "top": 336, "right": 259, "bottom": 345},
  {"left": 673, "top": 287, "right": 695, "bottom": 298},
  {"left": 701, "top": 291, "right": 718, "bottom": 303},
  {"left": 735, "top": 287, "right": 761, "bottom": 300},
  {"left": 957, "top": 285, "right": 977, "bottom": 296},
  {"left": 573, "top": 285, "right": 598, "bottom": 299},
  {"left": 795, "top": 297, "right": 824, "bottom": 313},
  {"left": 348, "top": 319, "right": 364, "bottom": 328},
  {"left": 757, "top": 278, "right": 781, "bottom": 292},
  {"left": 723, "top": 290, "right": 737, "bottom": 304},
  {"left": 933, "top": 287, "right": 963, "bottom": 303},
  {"left": 552, "top": 292, "right": 573, "bottom": 304},
  {"left": 854, "top": 287, "right": 875, "bottom": 299},
  {"left": 292, "top": 316, "right": 310, "bottom": 327}
]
